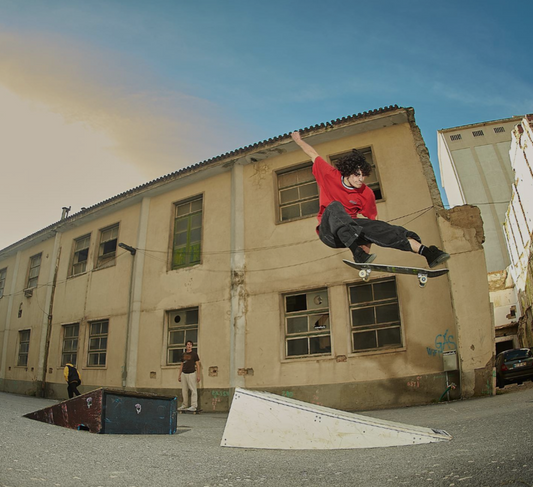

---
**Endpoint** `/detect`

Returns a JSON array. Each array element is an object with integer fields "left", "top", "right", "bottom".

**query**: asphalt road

[{"left": 1, "top": 383, "right": 532, "bottom": 487}]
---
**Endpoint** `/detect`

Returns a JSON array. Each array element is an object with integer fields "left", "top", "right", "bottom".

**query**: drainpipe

[
  {"left": 119, "top": 243, "right": 136, "bottom": 389},
  {"left": 40, "top": 235, "right": 62, "bottom": 397}
]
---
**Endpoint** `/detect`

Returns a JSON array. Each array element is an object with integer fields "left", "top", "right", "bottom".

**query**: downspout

[
  {"left": 40, "top": 235, "right": 62, "bottom": 397},
  {"left": 119, "top": 243, "right": 136, "bottom": 389}
]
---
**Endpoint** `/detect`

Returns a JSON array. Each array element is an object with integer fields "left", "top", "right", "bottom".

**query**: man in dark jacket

[{"left": 63, "top": 363, "right": 82, "bottom": 398}]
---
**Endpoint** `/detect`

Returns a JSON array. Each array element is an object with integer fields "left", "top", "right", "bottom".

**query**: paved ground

[{"left": 1, "top": 383, "right": 533, "bottom": 487}]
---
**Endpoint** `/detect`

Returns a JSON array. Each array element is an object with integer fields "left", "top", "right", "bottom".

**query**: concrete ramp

[{"left": 221, "top": 388, "right": 451, "bottom": 450}]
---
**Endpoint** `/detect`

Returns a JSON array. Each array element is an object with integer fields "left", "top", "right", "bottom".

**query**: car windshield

[{"left": 505, "top": 350, "right": 530, "bottom": 361}]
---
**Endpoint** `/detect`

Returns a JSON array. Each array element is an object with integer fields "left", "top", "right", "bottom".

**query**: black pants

[
  {"left": 318, "top": 201, "right": 420, "bottom": 252},
  {"left": 67, "top": 381, "right": 81, "bottom": 398}
]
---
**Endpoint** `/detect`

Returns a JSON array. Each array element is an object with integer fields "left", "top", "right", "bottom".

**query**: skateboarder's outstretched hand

[{"left": 291, "top": 131, "right": 320, "bottom": 162}]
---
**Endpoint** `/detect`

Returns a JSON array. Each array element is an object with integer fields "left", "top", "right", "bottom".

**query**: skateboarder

[
  {"left": 291, "top": 131, "right": 450, "bottom": 268},
  {"left": 178, "top": 341, "right": 201, "bottom": 412}
]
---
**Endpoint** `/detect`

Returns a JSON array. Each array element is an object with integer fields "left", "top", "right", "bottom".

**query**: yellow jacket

[{"left": 63, "top": 363, "right": 81, "bottom": 383}]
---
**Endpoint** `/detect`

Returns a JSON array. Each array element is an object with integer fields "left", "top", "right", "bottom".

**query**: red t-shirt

[{"left": 312, "top": 156, "right": 377, "bottom": 224}]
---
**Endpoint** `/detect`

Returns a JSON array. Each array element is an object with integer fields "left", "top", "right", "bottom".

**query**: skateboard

[
  {"left": 178, "top": 408, "right": 202, "bottom": 414},
  {"left": 343, "top": 260, "right": 449, "bottom": 288}
]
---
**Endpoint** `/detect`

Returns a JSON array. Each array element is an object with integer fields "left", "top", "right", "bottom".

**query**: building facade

[
  {"left": 438, "top": 116, "right": 522, "bottom": 273},
  {"left": 437, "top": 117, "right": 523, "bottom": 344},
  {"left": 0, "top": 106, "right": 494, "bottom": 411},
  {"left": 503, "top": 115, "right": 533, "bottom": 349}
]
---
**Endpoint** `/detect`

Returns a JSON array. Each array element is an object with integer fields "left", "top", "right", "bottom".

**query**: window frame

[
  {"left": 87, "top": 319, "right": 109, "bottom": 367},
  {"left": 17, "top": 329, "right": 31, "bottom": 367},
  {"left": 26, "top": 253, "right": 42, "bottom": 289},
  {"left": 0, "top": 267, "right": 6, "bottom": 298},
  {"left": 276, "top": 162, "right": 319, "bottom": 223},
  {"left": 61, "top": 323, "right": 80, "bottom": 366},
  {"left": 283, "top": 288, "right": 332, "bottom": 359},
  {"left": 166, "top": 307, "right": 199, "bottom": 365},
  {"left": 171, "top": 196, "right": 203, "bottom": 270},
  {"left": 329, "top": 147, "right": 383, "bottom": 201},
  {"left": 70, "top": 234, "right": 91, "bottom": 277},
  {"left": 96, "top": 224, "right": 119, "bottom": 269},
  {"left": 348, "top": 277, "right": 403, "bottom": 353}
]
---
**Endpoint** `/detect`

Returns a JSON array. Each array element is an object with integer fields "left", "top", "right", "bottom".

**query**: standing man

[
  {"left": 63, "top": 363, "right": 82, "bottom": 399},
  {"left": 178, "top": 341, "right": 201, "bottom": 411},
  {"left": 290, "top": 131, "right": 450, "bottom": 268}
]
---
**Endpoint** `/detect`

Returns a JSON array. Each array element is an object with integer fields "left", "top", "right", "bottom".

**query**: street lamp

[{"left": 118, "top": 242, "right": 136, "bottom": 255}]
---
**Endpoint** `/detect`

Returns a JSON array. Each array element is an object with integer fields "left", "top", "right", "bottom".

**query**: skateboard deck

[
  {"left": 343, "top": 260, "right": 449, "bottom": 288},
  {"left": 178, "top": 408, "right": 202, "bottom": 414}
]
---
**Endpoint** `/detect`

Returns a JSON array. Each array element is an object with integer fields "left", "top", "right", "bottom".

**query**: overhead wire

[{"left": 2, "top": 204, "right": 439, "bottom": 297}]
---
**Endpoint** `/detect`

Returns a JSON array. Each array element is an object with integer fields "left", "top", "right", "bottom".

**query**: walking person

[
  {"left": 63, "top": 363, "right": 82, "bottom": 399},
  {"left": 178, "top": 341, "right": 201, "bottom": 412},
  {"left": 291, "top": 131, "right": 450, "bottom": 268}
]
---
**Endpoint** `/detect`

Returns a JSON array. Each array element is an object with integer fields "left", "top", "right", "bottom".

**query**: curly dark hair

[{"left": 334, "top": 149, "right": 372, "bottom": 178}]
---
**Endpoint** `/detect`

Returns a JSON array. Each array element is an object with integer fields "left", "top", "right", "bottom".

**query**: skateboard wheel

[
  {"left": 420, "top": 275, "right": 428, "bottom": 284},
  {"left": 359, "top": 270, "right": 367, "bottom": 279}
]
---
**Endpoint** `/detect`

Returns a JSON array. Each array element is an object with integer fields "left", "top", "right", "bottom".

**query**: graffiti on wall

[{"left": 427, "top": 329, "right": 456, "bottom": 356}]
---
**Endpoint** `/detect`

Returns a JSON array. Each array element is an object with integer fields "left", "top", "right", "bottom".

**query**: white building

[
  {"left": 503, "top": 115, "right": 533, "bottom": 348},
  {"left": 438, "top": 117, "right": 522, "bottom": 342},
  {"left": 438, "top": 116, "right": 522, "bottom": 273}
]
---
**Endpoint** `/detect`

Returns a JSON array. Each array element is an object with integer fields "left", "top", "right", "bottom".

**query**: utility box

[
  {"left": 24, "top": 388, "right": 177, "bottom": 434},
  {"left": 443, "top": 351, "right": 458, "bottom": 371}
]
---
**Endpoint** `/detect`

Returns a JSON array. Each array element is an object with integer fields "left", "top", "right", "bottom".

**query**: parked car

[{"left": 495, "top": 348, "right": 533, "bottom": 388}]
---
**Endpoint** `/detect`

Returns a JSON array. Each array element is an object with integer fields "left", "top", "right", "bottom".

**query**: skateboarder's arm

[
  {"left": 196, "top": 360, "right": 201, "bottom": 382},
  {"left": 291, "top": 131, "right": 320, "bottom": 162},
  {"left": 178, "top": 362, "right": 183, "bottom": 382}
]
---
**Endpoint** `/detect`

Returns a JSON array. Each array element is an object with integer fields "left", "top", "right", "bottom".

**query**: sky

[{"left": 1, "top": 0, "right": 532, "bottom": 251}]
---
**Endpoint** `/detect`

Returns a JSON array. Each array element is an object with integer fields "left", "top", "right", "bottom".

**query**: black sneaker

[
  {"left": 352, "top": 247, "right": 377, "bottom": 264},
  {"left": 424, "top": 245, "right": 450, "bottom": 268}
]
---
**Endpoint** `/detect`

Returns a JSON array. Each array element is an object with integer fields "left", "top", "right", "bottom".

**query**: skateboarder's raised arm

[{"left": 291, "top": 131, "right": 320, "bottom": 162}]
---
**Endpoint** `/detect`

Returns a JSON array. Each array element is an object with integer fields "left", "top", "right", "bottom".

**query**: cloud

[
  {"left": 0, "top": 29, "right": 257, "bottom": 250},
  {"left": 0, "top": 30, "right": 253, "bottom": 179}
]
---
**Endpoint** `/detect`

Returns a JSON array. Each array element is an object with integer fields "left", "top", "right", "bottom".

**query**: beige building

[{"left": 0, "top": 106, "right": 494, "bottom": 411}]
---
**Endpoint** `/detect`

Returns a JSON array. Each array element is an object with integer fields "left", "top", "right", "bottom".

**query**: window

[
  {"left": 26, "top": 253, "right": 42, "bottom": 289},
  {"left": 96, "top": 224, "right": 119, "bottom": 268},
  {"left": 18, "top": 329, "right": 31, "bottom": 366},
  {"left": 349, "top": 278, "right": 402, "bottom": 352},
  {"left": 87, "top": 320, "right": 108, "bottom": 366},
  {"left": 330, "top": 148, "right": 382, "bottom": 200},
  {"left": 450, "top": 134, "right": 462, "bottom": 141},
  {"left": 0, "top": 267, "right": 6, "bottom": 298},
  {"left": 62, "top": 323, "right": 79, "bottom": 366},
  {"left": 494, "top": 127, "right": 505, "bottom": 134},
  {"left": 277, "top": 164, "right": 319, "bottom": 222},
  {"left": 70, "top": 234, "right": 91, "bottom": 276},
  {"left": 172, "top": 197, "right": 202, "bottom": 269},
  {"left": 284, "top": 289, "right": 331, "bottom": 358},
  {"left": 472, "top": 130, "right": 484, "bottom": 137},
  {"left": 167, "top": 308, "right": 199, "bottom": 364}
]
